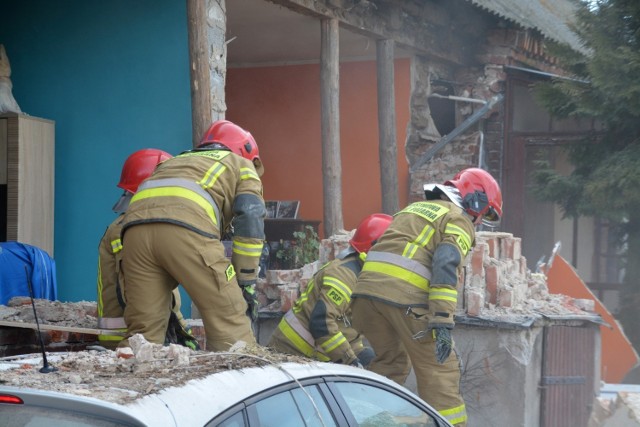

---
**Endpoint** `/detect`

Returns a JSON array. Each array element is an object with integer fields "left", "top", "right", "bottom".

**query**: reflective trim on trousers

[{"left": 97, "top": 317, "right": 127, "bottom": 329}]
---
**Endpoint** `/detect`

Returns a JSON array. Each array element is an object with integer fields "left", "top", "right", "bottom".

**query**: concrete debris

[
  {"left": 0, "top": 297, "right": 98, "bottom": 329},
  {"left": 0, "top": 338, "right": 312, "bottom": 405}
]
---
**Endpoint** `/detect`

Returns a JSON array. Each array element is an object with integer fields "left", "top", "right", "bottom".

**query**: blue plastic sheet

[{"left": 0, "top": 242, "right": 57, "bottom": 305}]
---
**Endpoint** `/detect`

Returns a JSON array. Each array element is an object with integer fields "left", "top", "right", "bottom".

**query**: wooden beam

[
  {"left": 267, "top": 0, "right": 473, "bottom": 65},
  {"left": 376, "top": 39, "right": 399, "bottom": 215},
  {"left": 0, "top": 320, "right": 126, "bottom": 336},
  {"left": 320, "top": 18, "right": 343, "bottom": 237},
  {"left": 187, "top": 0, "right": 212, "bottom": 148}
]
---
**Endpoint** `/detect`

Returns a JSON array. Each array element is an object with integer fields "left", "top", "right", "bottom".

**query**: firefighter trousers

[
  {"left": 352, "top": 297, "right": 467, "bottom": 426},
  {"left": 121, "top": 223, "right": 255, "bottom": 351}
]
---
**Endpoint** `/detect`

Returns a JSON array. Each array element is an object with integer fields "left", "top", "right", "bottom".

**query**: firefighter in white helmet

[
  {"left": 351, "top": 168, "right": 503, "bottom": 427},
  {"left": 268, "top": 213, "right": 393, "bottom": 366}
]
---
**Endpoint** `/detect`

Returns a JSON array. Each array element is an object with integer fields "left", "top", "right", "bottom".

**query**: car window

[
  {"left": 332, "top": 382, "right": 439, "bottom": 427},
  {"left": 1, "top": 404, "right": 132, "bottom": 427},
  {"left": 215, "top": 411, "right": 246, "bottom": 427},
  {"left": 250, "top": 384, "right": 337, "bottom": 427}
]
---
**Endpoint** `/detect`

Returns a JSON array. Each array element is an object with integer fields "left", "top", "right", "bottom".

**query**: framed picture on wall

[
  {"left": 276, "top": 200, "right": 300, "bottom": 219},
  {"left": 265, "top": 200, "right": 278, "bottom": 219}
]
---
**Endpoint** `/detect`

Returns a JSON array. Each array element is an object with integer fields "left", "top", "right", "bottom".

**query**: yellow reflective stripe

[
  {"left": 320, "top": 332, "right": 347, "bottom": 353},
  {"left": 415, "top": 224, "right": 435, "bottom": 247},
  {"left": 324, "top": 276, "right": 352, "bottom": 301},
  {"left": 240, "top": 167, "right": 260, "bottom": 181},
  {"left": 99, "top": 334, "right": 126, "bottom": 342},
  {"left": 440, "top": 403, "right": 467, "bottom": 424},
  {"left": 198, "top": 162, "right": 227, "bottom": 189},
  {"left": 110, "top": 238, "right": 122, "bottom": 254},
  {"left": 97, "top": 258, "right": 104, "bottom": 317},
  {"left": 132, "top": 187, "right": 217, "bottom": 226},
  {"left": 429, "top": 286, "right": 458, "bottom": 302},
  {"left": 232, "top": 241, "right": 263, "bottom": 257},
  {"left": 278, "top": 320, "right": 331, "bottom": 361},
  {"left": 445, "top": 223, "right": 472, "bottom": 255},
  {"left": 294, "top": 279, "right": 315, "bottom": 312},
  {"left": 363, "top": 261, "right": 429, "bottom": 291},
  {"left": 402, "top": 243, "right": 419, "bottom": 258}
]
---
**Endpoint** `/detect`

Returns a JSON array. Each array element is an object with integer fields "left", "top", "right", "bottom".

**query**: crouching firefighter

[
  {"left": 268, "top": 214, "right": 392, "bottom": 367},
  {"left": 351, "top": 168, "right": 503, "bottom": 427},
  {"left": 119, "top": 120, "right": 265, "bottom": 351},
  {"left": 97, "top": 148, "right": 199, "bottom": 350}
]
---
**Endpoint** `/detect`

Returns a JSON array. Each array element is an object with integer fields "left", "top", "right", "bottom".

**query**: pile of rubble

[
  {"left": 0, "top": 334, "right": 310, "bottom": 405},
  {"left": 256, "top": 230, "right": 597, "bottom": 321},
  {"left": 0, "top": 297, "right": 98, "bottom": 329}
]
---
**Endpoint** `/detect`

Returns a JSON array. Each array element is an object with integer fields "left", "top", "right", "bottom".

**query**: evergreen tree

[{"left": 533, "top": 0, "right": 640, "bottom": 359}]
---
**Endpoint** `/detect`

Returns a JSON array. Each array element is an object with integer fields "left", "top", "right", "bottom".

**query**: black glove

[
  {"left": 433, "top": 327, "right": 453, "bottom": 364},
  {"left": 350, "top": 358, "right": 364, "bottom": 369},
  {"left": 241, "top": 284, "right": 259, "bottom": 321},
  {"left": 165, "top": 311, "right": 200, "bottom": 350},
  {"left": 356, "top": 347, "right": 375, "bottom": 368}
]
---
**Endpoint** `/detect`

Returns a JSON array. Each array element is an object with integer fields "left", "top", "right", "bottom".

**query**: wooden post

[
  {"left": 187, "top": 0, "right": 212, "bottom": 148},
  {"left": 376, "top": 39, "right": 399, "bottom": 214},
  {"left": 320, "top": 19, "right": 343, "bottom": 237}
]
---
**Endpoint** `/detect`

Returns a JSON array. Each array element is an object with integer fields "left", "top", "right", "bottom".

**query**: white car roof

[
  {"left": 127, "top": 362, "right": 404, "bottom": 426},
  {"left": 0, "top": 351, "right": 425, "bottom": 427}
]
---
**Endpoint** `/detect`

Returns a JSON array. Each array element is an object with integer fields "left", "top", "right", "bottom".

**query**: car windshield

[{"left": 333, "top": 382, "right": 438, "bottom": 427}]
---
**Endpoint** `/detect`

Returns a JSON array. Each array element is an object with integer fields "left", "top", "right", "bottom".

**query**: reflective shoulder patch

[
  {"left": 225, "top": 264, "right": 236, "bottom": 281},
  {"left": 400, "top": 202, "right": 449, "bottom": 223},
  {"left": 326, "top": 288, "right": 346, "bottom": 306},
  {"left": 178, "top": 150, "right": 232, "bottom": 161}
]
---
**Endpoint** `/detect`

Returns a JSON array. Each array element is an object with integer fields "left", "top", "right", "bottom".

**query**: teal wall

[{"left": 1, "top": 1, "right": 194, "bottom": 315}]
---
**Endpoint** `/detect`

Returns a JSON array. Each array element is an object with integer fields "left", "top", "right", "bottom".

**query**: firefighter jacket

[
  {"left": 97, "top": 214, "right": 187, "bottom": 342},
  {"left": 353, "top": 200, "right": 475, "bottom": 327},
  {"left": 97, "top": 214, "right": 127, "bottom": 336},
  {"left": 121, "top": 148, "right": 266, "bottom": 285},
  {"left": 272, "top": 252, "right": 364, "bottom": 364}
]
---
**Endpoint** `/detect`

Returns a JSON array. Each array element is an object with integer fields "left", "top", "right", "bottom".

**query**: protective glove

[
  {"left": 349, "top": 358, "right": 364, "bottom": 369},
  {"left": 240, "top": 283, "right": 259, "bottom": 321},
  {"left": 433, "top": 327, "right": 453, "bottom": 364},
  {"left": 165, "top": 311, "right": 201, "bottom": 350}
]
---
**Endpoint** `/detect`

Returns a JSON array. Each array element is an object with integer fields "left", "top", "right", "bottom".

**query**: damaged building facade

[{"left": 0, "top": 1, "right": 627, "bottom": 426}]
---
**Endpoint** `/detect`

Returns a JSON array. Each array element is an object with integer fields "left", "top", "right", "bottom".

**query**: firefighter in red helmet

[
  {"left": 268, "top": 213, "right": 392, "bottom": 366},
  {"left": 97, "top": 149, "right": 196, "bottom": 349},
  {"left": 351, "top": 168, "right": 503, "bottom": 427},
  {"left": 119, "top": 120, "right": 265, "bottom": 351}
]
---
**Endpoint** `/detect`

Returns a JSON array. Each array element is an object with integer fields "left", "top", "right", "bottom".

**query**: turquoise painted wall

[{"left": 0, "top": 1, "right": 194, "bottom": 315}]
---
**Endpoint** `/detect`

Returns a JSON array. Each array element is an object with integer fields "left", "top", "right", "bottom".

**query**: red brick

[
  {"left": 498, "top": 286, "right": 514, "bottom": 308},
  {"left": 470, "top": 243, "right": 486, "bottom": 276},
  {"left": 465, "top": 289, "right": 484, "bottom": 317},
  {"left": 485, "top": 264, "right": 499, "bottom": 305},
  {"left": 500, "top": 237, "right": 521, "bottom": 260},
  {"left": 486, "top": 237, "right": 500, "bottom": 259},
  {"left": 279, "top": 285, "right": 299, "bottom": 313}
]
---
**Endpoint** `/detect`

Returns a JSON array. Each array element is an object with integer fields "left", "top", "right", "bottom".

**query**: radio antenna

[{"left": 24, "top": 265, "right": 57, "bottom": 373}]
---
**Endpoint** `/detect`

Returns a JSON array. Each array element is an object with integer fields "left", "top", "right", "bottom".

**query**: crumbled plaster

[{"left": 0, "top": 334, "right": 310, "bottom": 405}]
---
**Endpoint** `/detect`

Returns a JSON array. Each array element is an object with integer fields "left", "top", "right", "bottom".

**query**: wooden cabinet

[{"left": 0, "top": 113, "right": 55, "bottom": 256}]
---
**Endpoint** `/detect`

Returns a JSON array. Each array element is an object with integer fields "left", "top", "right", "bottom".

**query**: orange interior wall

[
  {"left": 547, "top": 255, "right": 639, "bottom": 383},
  {"left": 226, "top": 59, "right": 410, "bottom": 236}
]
